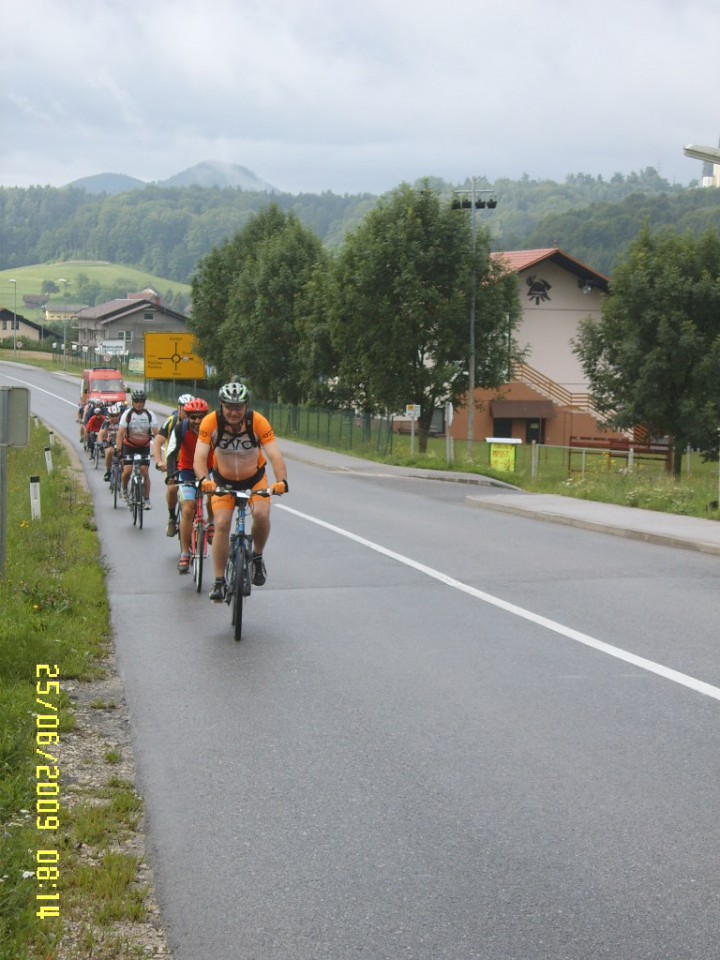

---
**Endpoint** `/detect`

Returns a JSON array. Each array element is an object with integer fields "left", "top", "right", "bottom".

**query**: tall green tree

[
  {"left": 189, "top": 204, "right": 326, "bottom": 403},
  {"left": 223, "top": 211, "right": 327, "bottom": 404},
  {"left": 328, "top": 183, "right": 522, "bottom": 451},
  {"left": 574, "top": 224, "right": 720, "bottom": 475}
]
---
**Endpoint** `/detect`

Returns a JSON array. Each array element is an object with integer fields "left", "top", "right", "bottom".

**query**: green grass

[
  {"left": 0, "top": 261, "right": 190, "bottom": 312},
  {"left": 307, "top": 431, "right": 720, "bottom": 521},
  {"left": 0, "top": 422, "right": 146, "bottom": 960}
]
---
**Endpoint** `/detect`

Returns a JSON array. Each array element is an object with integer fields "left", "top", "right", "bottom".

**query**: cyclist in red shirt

[
  {"left": 83, "top": 407, "right": 105, "bottom": 458},
  {"left": 98, "top": 405, "right": 123, "bottom": 480},
  {"left": 159, "top": 398, "right": 214, "bottom": 574}
]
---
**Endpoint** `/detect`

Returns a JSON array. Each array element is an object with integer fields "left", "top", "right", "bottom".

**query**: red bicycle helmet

[{"left": 184, "top": 398, "right": 209, "bottom": 415}]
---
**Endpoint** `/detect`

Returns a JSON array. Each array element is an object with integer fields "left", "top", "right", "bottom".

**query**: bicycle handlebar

[{"left": 203, "top": 484, "right": 272, "bottom": 499}]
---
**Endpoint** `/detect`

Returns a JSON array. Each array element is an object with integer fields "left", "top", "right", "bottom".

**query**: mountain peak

[
  {"left": 156, "top": 161, "right": 277, "bottom": 192},
  {"left": 67, "top": 161, "right": 279, "bottom": 195}
]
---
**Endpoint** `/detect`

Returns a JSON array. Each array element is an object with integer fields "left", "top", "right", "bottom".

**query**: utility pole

[
  {"left": 9, "top": 279, "right": 17, "bottom": 353},
  {"left": 57, "top": 278, "right": 71, "bottom": 370}
]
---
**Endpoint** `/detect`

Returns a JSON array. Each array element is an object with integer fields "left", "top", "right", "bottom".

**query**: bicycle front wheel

[
  {"left": 112, "top": 470, "right": 119, "bottom": 509},
  {"left": 193, "top": 524, "right": 205, "bottom": 593},
  {"left": 131, "top": 480, "right": 141, "bottom": 527},
  {"left": 232, "top": 541, "right": 248, "bottom": 642}
]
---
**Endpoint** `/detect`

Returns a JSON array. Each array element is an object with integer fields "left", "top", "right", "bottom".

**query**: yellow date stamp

[{"left": 35, "top": 663, "right": 61, "bottom": 919}]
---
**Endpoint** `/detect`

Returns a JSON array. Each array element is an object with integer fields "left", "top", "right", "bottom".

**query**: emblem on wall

[{"left": 526, "top": 275, "right": 552, "bottom": 304}]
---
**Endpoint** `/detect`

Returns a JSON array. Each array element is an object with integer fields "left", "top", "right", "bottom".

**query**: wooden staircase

[{"left": 512, "top": 362, "right": 597, "bottom": 414}]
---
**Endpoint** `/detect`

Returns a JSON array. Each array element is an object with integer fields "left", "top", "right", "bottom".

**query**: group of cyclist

[{"left": 80, "top": 383, "right": 289, "bottom": 601}]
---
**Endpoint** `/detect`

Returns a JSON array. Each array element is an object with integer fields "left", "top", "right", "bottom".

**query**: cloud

[{"left": 1, "top": 0, "right": 718, "bottom": 193}]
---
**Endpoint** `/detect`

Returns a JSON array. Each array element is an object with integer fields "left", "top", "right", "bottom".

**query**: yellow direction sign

[{"left": 143, "top": 333, "right": 205, "bottom": 380}]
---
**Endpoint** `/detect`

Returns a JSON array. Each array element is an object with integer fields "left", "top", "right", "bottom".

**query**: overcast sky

[{"left": 1, "top": 0, "right": 718, "bottom": 195}]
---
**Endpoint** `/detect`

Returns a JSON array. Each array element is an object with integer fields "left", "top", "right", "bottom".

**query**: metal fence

[{"left": 147, "top": 381, "right": 397, "bottom": 455}]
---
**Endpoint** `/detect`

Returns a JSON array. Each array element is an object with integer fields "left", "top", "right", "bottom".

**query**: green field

[{"left": 0, "top": 262, "right": 191, "bottom": 313}]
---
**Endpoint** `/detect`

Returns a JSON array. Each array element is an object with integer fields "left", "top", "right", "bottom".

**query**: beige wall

[
  {"left": 514, "top": 263, "right": 602, "bottom": 391},
  {"left": 1, "top": 317, "right": 41, "bottom": 342}
]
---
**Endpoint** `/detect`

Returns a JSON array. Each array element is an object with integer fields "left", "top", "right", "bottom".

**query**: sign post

[
  {"left": 405, "top": 404, "right": 421, "bottom": 457},
  {"left": 0, "top": 387, "right": 31, "bottom": 578}
]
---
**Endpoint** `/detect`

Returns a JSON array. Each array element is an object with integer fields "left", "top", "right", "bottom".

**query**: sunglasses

[{"left": 188, "top": 414, "right": 204, "bottom": 420}]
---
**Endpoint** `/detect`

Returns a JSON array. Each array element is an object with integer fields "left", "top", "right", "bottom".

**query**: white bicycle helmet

[
  {"left": 177, "top": 393, "right": 194, "bottom": 406},
  {"left": 218, "top": 382, "right": 250, "bottom": 404}
]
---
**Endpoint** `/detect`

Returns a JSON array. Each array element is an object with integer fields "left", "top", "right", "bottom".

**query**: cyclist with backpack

[
  {"left": 192, "top": 382, "right": 288, "bottom": 601},
  {"left": 82, "top": 406, "right": 105, "bottom": 457},
  {"left": 115, "top": 390, "right": 159, "bottom": 509},
  {"left": 156, "top": 397, "right": 215, "bottom": 574},
  {"left": 153, "top": 393, "right": 194, "bottom": 537},
  {"left": 98, "top": 404, "right": 123, "bottom": 480}
]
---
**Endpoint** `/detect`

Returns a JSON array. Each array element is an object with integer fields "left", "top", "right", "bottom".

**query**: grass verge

[
  {"left": 309, "top": 434, "right": 720, "bottom": 521},
  {"left": 0, "top": 422, "right": 158, "bottom": 960}
]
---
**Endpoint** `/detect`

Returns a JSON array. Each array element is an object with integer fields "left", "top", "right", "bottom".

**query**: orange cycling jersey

[{"left": 197, "top": 410, "right": 275, "bottom": 482}]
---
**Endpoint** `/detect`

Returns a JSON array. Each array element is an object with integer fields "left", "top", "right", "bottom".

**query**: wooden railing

[{"left": 512, "top": 363, "right": 596, "bottom": 413}]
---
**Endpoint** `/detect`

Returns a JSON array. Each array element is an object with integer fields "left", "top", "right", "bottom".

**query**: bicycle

[
  {"left": 84, "top": 430, "right": 97, "bottom": 460},
  {"left": 108, "top": 451, "right": 123, "bottom": 509},
  {"left": 93, "top": 439, "right": 105, "bottom": 470},
  {"left": 125, "top": 454, "right": 149, "bottom": 528},
  {"left": 206, "top": 485, "right": 271, "bottom": 642},
  {"left": 190, "top": 488, "right": 210, "bottom": 593},
  {"left": 166, "top": 472, "right": 206, "bottom": 588}
]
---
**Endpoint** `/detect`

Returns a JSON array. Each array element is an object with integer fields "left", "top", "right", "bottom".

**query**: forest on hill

[{"left": 2, "top": 167, "right": 719, "bottom": 285}]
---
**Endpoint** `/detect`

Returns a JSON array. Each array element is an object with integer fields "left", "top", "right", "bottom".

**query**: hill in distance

[
  {"left": 68, "top": 172, "right": 148, "bottom": 194},
  {"left": 67, "top": 160, "right": 278, "bottom": 195}
]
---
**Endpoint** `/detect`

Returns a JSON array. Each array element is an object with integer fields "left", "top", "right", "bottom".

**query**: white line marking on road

[
  {"left": 0, "top": 372, "right": 78, "bottom": 406},
  {"left": 278, "top": 503, "right": 720, "bottom": 702}
]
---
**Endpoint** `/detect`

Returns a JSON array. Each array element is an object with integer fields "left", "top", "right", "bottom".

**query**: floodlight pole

[{"left": 452, "top": 177, "right": 498, "bottom": 457}]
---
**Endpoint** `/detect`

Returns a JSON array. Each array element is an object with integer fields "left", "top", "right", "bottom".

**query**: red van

[{"left": 81, "top": 368, "right": 128, "bottom": 408}]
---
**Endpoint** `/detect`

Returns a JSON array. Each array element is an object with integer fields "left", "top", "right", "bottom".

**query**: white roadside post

[
  {"left": 30, "top": 476, "right": 41, "bottom": 520},
  {"left": 445, "top": 402, "right": 454, "bottom": 465}
]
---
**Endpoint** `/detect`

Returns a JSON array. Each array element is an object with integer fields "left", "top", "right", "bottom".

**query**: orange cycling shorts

[{"left": 210, "top": 474, "right": 269, "bottom": 512}]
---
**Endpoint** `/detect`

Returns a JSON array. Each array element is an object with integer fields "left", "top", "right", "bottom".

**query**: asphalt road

[{"left": 5, "top": 363, "right": 720, "bottom": 960}]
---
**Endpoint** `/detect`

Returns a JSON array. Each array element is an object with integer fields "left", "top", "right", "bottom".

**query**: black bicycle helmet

[
  {"left": 218, "top": 382, "right": 250, "bottom": 404},
  {"left": 131, "top": 389, "right": 146, "bottom": 403}
]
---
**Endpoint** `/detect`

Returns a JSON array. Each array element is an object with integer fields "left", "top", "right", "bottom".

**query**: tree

[
  {"left": 189, "top": 204, "right": 327, "bottom": 402},
  {"left": 574, "top": 224, "right": 720, "bottom": 476},
  {"left": 222, "top": 210, "right": 327, "bottom": 404},
  {"left": 189, "top": 233, "right": 246, "bottom": 372},
  {"left": 328, "top": 183, "right": 522, "bottom": 452}
]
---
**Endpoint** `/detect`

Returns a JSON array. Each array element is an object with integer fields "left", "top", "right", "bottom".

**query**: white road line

[
  {"left": 0, "top": 372, "right": 77, "bottom": 406},
  {"left": 278, "top": 503, "right": 720, "bottom": 702}
]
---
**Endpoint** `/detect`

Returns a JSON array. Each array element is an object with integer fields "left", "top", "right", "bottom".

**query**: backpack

[
  {"left": 124, "top": 407, "right": 154, "bottom": 441},
  {"left": 215, "top": 408, "right": 258, "bottom": 448}
]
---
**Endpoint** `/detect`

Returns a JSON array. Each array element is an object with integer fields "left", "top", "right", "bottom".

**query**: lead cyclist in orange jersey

[{"left": 192, "top": 382, "right": 288, "bottom": 601}]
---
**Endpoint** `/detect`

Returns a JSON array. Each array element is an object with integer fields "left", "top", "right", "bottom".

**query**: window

[{"left": 143, "top": 311, "right": 154, "bottom": 322}]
